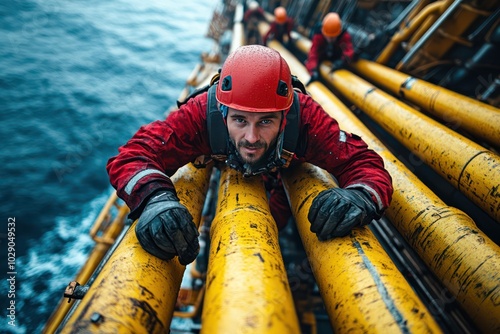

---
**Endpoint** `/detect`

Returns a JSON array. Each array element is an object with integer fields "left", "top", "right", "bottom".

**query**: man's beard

[{"left": 232, "top": 138, "right": 276, "bottom": 167}]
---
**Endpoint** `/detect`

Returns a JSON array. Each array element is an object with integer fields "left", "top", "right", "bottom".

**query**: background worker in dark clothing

[
  {"left": 107, "top": 45, "right": 393, "bottom": 265},
  {"left": 263, "top": 6, "right": 294, "bottom": 45},
  {"left": 306, "top": 12, "right": 355, "bottom": 82},
  {"left": 243, "top": 1, "right": 266, "bottom": 45}
]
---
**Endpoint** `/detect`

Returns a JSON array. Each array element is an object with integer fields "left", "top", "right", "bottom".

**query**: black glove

[
  {"left": 308, "top": 188, "right": 378, "bottom": 241},
  {"left": 307, "top": 70, "right": 320, "bottom": 84},
  {"left": 135, "top": 190, "right": 200, "bottom": 265},
  {"left": 331, "top": 59, "right": 344, "bottom": 71}
]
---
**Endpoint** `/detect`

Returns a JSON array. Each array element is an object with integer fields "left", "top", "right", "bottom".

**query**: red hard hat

[
  {"left": 322, "top": 12, "right": 342, "bottom": 38},
  {"left": 216, "top": 45, "right": 293, "bottom": 113},
  {"left": 274, "top": 7, "right": 287, "bottom": 24}
]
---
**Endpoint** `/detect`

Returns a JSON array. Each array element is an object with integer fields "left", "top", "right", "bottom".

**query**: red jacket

[
  {"left": 306, "top": 30, "right": 355, "bottom": 74},
  {"left": 107, "top": 91, "right": 393, "bottom": 219},
  {"left": 263, "top": 18, "right": 294, "bottom": 45},
  {"left": 243, "top": 7, "right": 266, "bottom": 23}
]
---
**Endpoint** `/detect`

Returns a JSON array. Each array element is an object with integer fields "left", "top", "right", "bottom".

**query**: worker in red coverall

[
  {"left": 306, "top": 12, "right": 355, "bottom": 82},
  {"left": 243, "top": 1, "right": 266, "bottom": 45},
  {"left": 107, "top": 45, "right": 393, "bottom": 265},
  {"left": 263, "top": 6, "right": 294, "bottom": 46}
]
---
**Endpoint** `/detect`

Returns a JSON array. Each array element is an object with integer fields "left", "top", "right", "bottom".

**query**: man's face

[{"left": 226, "top": 108, "right": 282, "bottom": 166}]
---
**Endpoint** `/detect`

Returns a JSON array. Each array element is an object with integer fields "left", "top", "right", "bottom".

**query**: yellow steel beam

[
  {"left": 282, "top": 163, "right": 443, "bottom": 333},
  {"left": 201, "top": 166, "right": 300, "bottom": 334},
  {"left": 61, "top": 163, "right": 212, "bottom": 333},
  {"left": 326, "top": 67, "right": 500, "bottom": 223},
  {"left": 352, "top": 59, "right": 500, "bottom": 148},
  {"left": 271, "top": 41, "right": 500, "bottom": 332}
]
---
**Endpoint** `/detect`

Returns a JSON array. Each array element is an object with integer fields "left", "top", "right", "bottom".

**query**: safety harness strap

[
  {"left": 280, "top": 91, "right": 300, "bottom": 167},
  {"left": 206, "top": 84, "right": 228, "bottom": 156}
]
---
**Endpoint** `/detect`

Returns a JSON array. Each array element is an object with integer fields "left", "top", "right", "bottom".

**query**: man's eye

[
  {"left": 235, "top": 118, "right": 246, "bottom": 123},
  {"left": 260, "top": 119, "right": 272, "bottom": 125}
]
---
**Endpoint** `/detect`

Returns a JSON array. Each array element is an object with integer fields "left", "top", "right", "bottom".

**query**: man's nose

[{"left": 245, "top": 124, "right": 259, "bottom": 143}]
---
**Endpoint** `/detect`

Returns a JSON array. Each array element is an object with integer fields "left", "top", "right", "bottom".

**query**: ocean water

[{"left": 0, "top": 0, "right": 215, "bottom": 332}]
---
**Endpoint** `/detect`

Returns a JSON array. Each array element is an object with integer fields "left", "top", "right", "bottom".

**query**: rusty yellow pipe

[
  {"left": 274, "top": 42, "right": 441, "bottom": 330},
  {"left": 43, "top": 194, "right": 129, "bottom": 334},
  {"left": 201, "top": 166, "right": 300, "bottom": 333},
  {"left": 272, "top": 43, "right": 500, "bottom": 332},
  {"left": 307, "top": 81, "right": 500, "bottom": 334},
  {"left": 352, "top": 59, "right": 500, "bottom": 148},
  {"left": 327, "top": 68, "right": 500, "bottom": 223},
  {"left": 61, "top": 163, "right": 212, "bottom": 333},
  {"left": 376, "top": 1, "right": 446, "bottom": 64},
  {"left": 282, "top": 163, "right": 443, "bottom": 333},
  {"left": 384, "top": 160, "right": 500, "bottom": 333}
]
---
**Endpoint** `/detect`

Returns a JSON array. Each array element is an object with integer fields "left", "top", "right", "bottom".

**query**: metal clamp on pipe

[{"left": 64, "top": 281, "right": 89, "bottom": 302}]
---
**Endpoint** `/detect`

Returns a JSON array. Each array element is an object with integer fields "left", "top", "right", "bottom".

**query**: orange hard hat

[
  {"left": 321, "top": 12, "right": 342, "bottom": 38},
  {"left": 274, "top": 7, "right": 287, "bottom": 24}
]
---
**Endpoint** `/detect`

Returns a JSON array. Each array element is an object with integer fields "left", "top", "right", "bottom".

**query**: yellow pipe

[
  {"left": 399, "top": 0, "right": 500, "bottom": 71},
  {"left": 61, "top": 163, "right": 212, "bottom": 333},
  {"left": 352, "top": 59, "right": 500, "bottom": 148},
  {"left": 327, "top": 68, "right": 500, "bottom": 223},
  {"left": 282, "top": 163, "right": 443, "bottom": 333},
  {"left": 400, "top": 0, "right": 432, "bottom": 30},
  {"left": 271, "top": 43, "right": 500, "bottom": 332},
  {"left": 201, "top": 166, "right": 300, "bottom": 334},
  {"left": 376, "top": 1, "right": 446, "bottom": 64},
  {"left": 290, "top": 31, "right": 311, "bottom": 55},
  {"left": 43, "top": 194, "right": 129, "bottom": 333},
  {"left": 406, "top": 0, "right": 456, "bottom": 48},
  {"left": 308, "top": 82, "right": 500, "bottom": 333}
]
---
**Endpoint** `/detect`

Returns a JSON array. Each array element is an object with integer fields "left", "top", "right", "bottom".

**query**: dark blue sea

[{"left": 0, "top": 0, "right": 214, "bottom": 332}]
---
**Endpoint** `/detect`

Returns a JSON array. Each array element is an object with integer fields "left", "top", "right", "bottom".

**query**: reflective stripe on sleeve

[
  {"left": 346, "top": 183, "right": 384, "bottom": 211},
  {"left": 125, "top": 169, "right": 168, "bottom": 195},
  {"left": 339, "top": 130, "right": 347, "bottom": 143}
]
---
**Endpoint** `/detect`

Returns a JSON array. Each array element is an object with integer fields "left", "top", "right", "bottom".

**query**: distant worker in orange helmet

[
  {"left": 263, "top": 6, "right": 294, "bottom": 46},
  {"left": 107, "top": 45, "right": 393, "bottom": 265},
  {"left": 306, "top": 12, "right": 355, "bottom": 82}
]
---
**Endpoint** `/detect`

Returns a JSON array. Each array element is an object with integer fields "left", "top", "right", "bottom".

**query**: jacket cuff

[
  {"left": 120, "top": 170, "right": 176, "bottom": 220},
  {"left": 345, "top": 184, "right": 384, "bottom": 217}
]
